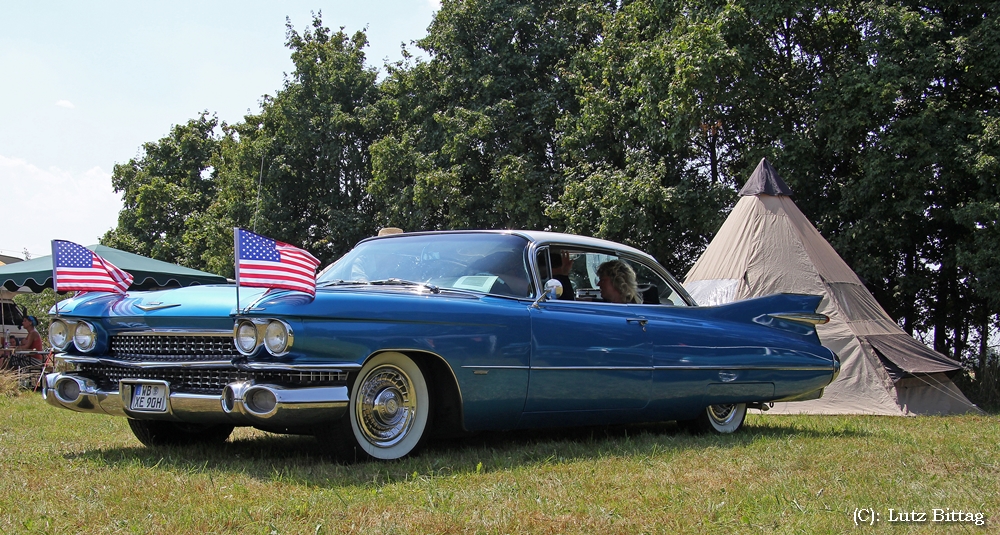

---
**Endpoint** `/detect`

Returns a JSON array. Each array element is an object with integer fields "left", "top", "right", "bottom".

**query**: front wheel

[
  {"left": 127, "top": 420, "right": 234, "bottom": 447},
  {"left": 341, "top": 352, "right": 430, "bottom": 461},
  {"left": 683, "top": 403, "right": 747, "bottom": 434}
]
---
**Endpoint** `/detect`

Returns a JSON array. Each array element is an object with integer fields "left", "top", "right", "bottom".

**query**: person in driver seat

[
  {"left": 549, "top": 251, "right": 575, "bottom": 300},
  {"left": 596, "top": 260, "right": 641, "bottom": 304}
]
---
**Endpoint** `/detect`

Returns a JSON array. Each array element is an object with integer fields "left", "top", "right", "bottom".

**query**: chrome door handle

[{"left": 626, "top": 318, "right": 648, "bottom": 331}]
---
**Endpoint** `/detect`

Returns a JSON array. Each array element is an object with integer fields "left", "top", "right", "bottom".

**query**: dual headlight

[
  {"left": 48, "top": 319, "right": 98, "bottom": 353},
  {"left": 233, "top": 319, "right": 293, "bottom": 356}
]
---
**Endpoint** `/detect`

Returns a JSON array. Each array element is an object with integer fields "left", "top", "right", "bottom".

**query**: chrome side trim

[
  {"left": 460, "top": 365, "right": 530, "bottom": 370},
  {"left": 463, "top": 364, "right": 837, "bottom": 372},
  {"left": 531, "top": 366, "right": 653, "bottom": 371},
  {"left": 654, "top": 365, "right": 836, "bottom": 371},
  {"left": 241, "top": 362, "right": 362, "bottom": 372},
  {"left": 768, "top": 312, "right": 830, "bottom": 326}
]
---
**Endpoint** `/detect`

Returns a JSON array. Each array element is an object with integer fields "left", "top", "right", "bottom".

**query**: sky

[{"left": 0, "top": 1, "right": 439, "bottom": 261}]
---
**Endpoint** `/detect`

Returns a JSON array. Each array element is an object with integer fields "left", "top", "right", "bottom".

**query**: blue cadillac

[{"left": 44, "top": 231, "right": 840, "bottom": 460}]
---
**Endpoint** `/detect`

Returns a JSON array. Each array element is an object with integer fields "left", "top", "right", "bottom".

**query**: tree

[
  {"left": 370, "top": 0, "right": 608, "bottom": 231},
  {"left": 184, "top": 15, "right": 385, "bottom": 274},
  {"left": 550, "top": 0, "right": 736, "bottom": 271},
  {"left": 103, "top": 113, "right": 221, "bottom": 271}
]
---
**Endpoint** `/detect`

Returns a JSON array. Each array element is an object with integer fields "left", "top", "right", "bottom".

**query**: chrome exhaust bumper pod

[
  {"left": 43, "top": 373, "right": 349, "bottom": 426},
  {"left": 43, "top": 374, "right": 127, "bottom": 416},
  {"left": 220, "top": 381, "right": 349, "bottom": 425}
]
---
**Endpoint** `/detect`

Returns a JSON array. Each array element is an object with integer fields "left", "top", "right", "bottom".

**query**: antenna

[{"left": 253, "top": 155, "right": 264, "bottom": 232}]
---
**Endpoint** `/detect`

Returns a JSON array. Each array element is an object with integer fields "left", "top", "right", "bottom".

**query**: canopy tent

[
  {"left": 684, "top": 158, "right": 976, "bottom": 415},
  {"left": 0, "top": 245, "right": 228, "bottom": 292}
]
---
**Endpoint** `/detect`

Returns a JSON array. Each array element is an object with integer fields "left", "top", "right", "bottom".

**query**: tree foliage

[
  {"left": 104, "top": 113, "right": 220, "bottom": 269},
  {"left": 370, "top": 0, "right": 608, "bottom": 231},
  {"left": 101, "top": 2, "right": 1000, "bottom": 371}
]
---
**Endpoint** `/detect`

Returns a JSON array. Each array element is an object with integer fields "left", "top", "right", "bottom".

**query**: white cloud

[
  {"left": 427, "top": 0, "right": 441, "bottom": 10},
  {"left": 0, "top": 155, "right": 120, "bottom": 260},
  {"left": 55, "top": 100, "right": 75, "bottom": 108}
]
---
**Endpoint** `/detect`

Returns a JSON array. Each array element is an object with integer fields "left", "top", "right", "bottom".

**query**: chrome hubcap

[
  {"left": 708, "top": 404, "right": 737, "bottom": 425},
  {"left": 357, "top": 365, "right": 415, "bottom": 447}
]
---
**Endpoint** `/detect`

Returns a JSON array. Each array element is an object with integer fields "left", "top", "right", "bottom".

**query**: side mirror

[{"left": 532, "top": 279, "right": 563, "bottom": 308}]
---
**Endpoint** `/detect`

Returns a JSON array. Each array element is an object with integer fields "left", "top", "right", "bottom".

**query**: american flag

[
  {"left": 235, "top": 228, "right": 321, "bottom": 296},
  {"left": 51, "top": 240, "right": 134, "bottom": 294}
]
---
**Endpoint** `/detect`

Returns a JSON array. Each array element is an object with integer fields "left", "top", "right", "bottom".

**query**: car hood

[{"left": 51, "top": 285, "right": 266, "bottom": 322}]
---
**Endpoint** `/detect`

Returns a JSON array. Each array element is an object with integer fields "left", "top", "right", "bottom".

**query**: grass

[
  {"left": 0, "top": 371, "right": 19, "bottom": 398},
  {"left": 1, "top": 392, "right": 997, "bottom": 534}
]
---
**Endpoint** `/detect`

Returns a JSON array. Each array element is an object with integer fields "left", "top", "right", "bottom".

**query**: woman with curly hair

[{"left": 596, "top": 260, "right": 641, "bottom": 304}]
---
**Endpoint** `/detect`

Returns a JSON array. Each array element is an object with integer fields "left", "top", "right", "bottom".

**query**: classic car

[{"left": 43, "top": 230, "right": 840, "bottom": 460}]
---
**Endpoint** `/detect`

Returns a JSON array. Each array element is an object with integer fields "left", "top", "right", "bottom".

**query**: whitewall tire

[{"left": 348, "top": 352, "right": 430, "bottom": 460}]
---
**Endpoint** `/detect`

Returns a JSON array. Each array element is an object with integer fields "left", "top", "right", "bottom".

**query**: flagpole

[
  {"left": 51, "top": 240, "right": 61, "bottom": 316},
  {"left": 233, "top": 228, "right": 241, "bottom": 315}
]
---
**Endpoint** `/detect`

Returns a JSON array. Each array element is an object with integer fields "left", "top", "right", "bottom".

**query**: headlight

[
  {"left": 263, "top": 320, "right": 292, "bottom": 356},
  {"left": 72, "top": 321, "right": 97, "bottom": 352},
  {"left": 49, "top": 319, "right": 72, "bottom": 350},
  {"left": 234, "top": 320, "right": 259, "bottom": 355}
]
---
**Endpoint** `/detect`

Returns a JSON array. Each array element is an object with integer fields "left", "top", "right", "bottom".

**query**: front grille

[
  {"left": 110, "top": 333, "right": 239, "bottom": 362},
  {"left": 79, "top": 364, "right": 349, "bottom": 395}
]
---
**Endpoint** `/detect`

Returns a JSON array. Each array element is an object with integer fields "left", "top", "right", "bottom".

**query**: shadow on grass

[{"left": 64, "top": 418, "right": 870, "bottom": 489}]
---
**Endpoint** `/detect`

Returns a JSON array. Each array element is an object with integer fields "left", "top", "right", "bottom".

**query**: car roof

[{"left": 361, "top": 229, "right": 655, "bottom": 262}]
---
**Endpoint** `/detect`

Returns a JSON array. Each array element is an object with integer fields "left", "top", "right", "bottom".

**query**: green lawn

[{"left": 1, "top": 392, "right": 996, "bottom": 534}]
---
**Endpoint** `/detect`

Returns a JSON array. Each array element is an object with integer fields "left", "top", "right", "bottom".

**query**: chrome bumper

[{"left": 42, "top": 372, "right": 349, "bottom": 426}]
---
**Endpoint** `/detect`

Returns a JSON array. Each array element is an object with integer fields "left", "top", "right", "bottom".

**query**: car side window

[
  {"left": 567, "top": 251, "right": 618, "bottom": 302},
  {"left": 626, "top": 260, "right": 688, "bottom": 306},
  {"left": 534, "top": 248, "right": 688, "bottom": 306}
]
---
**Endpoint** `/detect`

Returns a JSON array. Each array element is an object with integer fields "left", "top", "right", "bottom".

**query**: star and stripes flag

[
  {"left": 51, "top": 240, "right": 134, "bottom": 294},
  {"left": 234, "top": 228, "right": 321, "bottom": 296}
]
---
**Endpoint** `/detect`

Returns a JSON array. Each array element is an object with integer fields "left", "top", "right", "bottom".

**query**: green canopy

[{"left": 0, "top": 245, "right": 228, "bottom": 292}]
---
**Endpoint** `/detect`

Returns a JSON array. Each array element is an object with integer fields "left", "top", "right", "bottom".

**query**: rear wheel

[
  {"left": 127, "top": 420, "right": 234, "bottom": 447},
  {"left": 683, "top": 403, "right": 747, "bottom": 434}
]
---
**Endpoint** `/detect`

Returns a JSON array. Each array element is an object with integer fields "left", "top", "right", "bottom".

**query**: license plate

[{"left": 127, "top": 381, "right": 168, "bottom": 413}]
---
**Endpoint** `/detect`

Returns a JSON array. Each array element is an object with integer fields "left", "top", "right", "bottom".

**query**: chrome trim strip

[
  {"left": 59, "top": 356, "right": 234, "bottom": 368},
  {"left": 654, "top": 365, "right": 836, "bottom": 371},
  {"left": 531, "top": 366, "right": 653, "bottom": 371},
  {"left": 57, "top": 355, "right": 362, "bottom": 372},
  {"left": 113, "top": 330, "right": 232, "bottom": 336},
  {"left": 460, "top": 365, "right": 530, "bottom": 370},
  {"left": 464, "top": 364, "right": 836, "bottom": 372},
  {"left": 241, "top": 362, "right": 362, "bottom": 372},
  {"left": 768, "top": 312, "right": 830, "bottom": 326}
]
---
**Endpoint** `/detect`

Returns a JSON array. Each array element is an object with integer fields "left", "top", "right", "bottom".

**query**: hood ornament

[{"left": 136, "top": 302, "right": 181, "bottom": 311}]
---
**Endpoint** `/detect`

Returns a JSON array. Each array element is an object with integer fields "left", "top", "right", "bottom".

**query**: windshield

[{"left": 319, "top": 234, "right": 534, "bottom": 298}]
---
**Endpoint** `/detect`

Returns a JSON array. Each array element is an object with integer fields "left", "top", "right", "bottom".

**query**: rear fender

[{"left": 703, "top": 293, "right": 827, "bottom": 341}]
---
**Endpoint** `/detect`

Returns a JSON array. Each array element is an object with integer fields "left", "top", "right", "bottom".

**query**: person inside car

[
  {"left": 549, "top": 251, "right": 575, "bottom": 300},
  {"left": 596, "top": 260, "right": 642, "bottom": 304}
]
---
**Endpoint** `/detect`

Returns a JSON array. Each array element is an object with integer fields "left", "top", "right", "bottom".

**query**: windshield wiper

[
  {"left": 367, "top": 278, "right": 441, "bottom": 294},
  {"left": 317, "top": 279, "right": 368, "bottom": 287}
]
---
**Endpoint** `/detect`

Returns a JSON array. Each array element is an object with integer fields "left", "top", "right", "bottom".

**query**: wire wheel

[
  {"left": 683, "top": 402, "right": 747, "bottom": 434},
  {"left": 357, "top": 365, "right": 417, "bottom": 447},
  {"left": 708, "top": 404, "right": 739, "bottom": 425},
  {"left": 348, "top": 352, "right": 430, "bottom": 460}
]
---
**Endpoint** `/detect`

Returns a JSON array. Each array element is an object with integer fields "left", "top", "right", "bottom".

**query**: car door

[{"left": 524, "top": 250, "right": 652, "bottom": 413}]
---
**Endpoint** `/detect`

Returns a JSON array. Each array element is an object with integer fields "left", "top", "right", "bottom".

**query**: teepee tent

[{"left": 684, "top": 158, "right": 976, "bottom": 415}]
